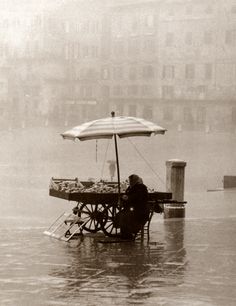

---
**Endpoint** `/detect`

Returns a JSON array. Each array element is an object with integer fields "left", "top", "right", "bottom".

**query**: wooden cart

[{"left": 47, "top": 178, "right": 175, "bottom": 241}]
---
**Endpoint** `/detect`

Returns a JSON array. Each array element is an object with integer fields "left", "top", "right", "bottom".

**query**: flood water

[{"left": 0, "top": 127, "right": 236, "bottom": 306}]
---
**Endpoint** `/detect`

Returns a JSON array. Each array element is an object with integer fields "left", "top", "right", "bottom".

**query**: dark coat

[
  {"left": 119, "top": 183, "right": 150, "bottom": 238},
  {"left": 124, "top": 183, "right": 149, "bottom": 221}
]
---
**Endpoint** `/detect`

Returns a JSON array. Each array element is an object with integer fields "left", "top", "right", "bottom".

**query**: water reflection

[
  {"left": 164, "top": 219, "right": 186, "bottom": 261},
  {"left": 49, "top": 220, "right": 187, "bottom": 304}
]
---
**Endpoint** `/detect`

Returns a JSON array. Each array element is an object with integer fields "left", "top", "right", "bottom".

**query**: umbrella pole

[{"left": 114, "top": 134, "right": 121, "bottom": 197}]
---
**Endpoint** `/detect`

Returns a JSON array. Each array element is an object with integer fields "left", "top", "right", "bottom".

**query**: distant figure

[
  {"left": 119, "top": 174, "right": 150, "bottom": 240},
  {"left": 107, "top": 160, "right": 116, "bottom": 181}
]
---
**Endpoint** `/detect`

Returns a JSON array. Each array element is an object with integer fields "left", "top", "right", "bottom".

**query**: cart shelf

[{"left": 49, "top": 188, "right": 172, "bottom": 204}]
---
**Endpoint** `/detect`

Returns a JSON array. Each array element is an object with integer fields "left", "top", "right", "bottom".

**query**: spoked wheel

[
  {"left": 100, "top": 204, "right": 121, "bottom": 237},
  {"left": 79, "top": 203, "right": 107, "bottom": 233}
]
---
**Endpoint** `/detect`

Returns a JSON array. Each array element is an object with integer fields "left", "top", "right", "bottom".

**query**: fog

[
  {"left": 1, "top": 0, "right": 235, "bottom": 131},
  {"left": 1, "top": 1, "right": 236, "bottom": 305},
  {"left": 0, "top": 0, "right": 235, "bottom": 204},
  {"left": 0, "top": 0, "right": 235, "bottom": 207}
]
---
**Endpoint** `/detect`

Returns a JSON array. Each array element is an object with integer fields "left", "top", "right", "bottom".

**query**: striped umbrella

[{"left": 61, "top": 112, "right": 166, "bottom": 195}]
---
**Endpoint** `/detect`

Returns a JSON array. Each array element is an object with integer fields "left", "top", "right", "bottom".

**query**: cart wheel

[
  {"left": 100, "top": 205, "right": 121, "bottom": 237},
  {"left": 79, "top": 203, "right": 106, "bottom": 233}
]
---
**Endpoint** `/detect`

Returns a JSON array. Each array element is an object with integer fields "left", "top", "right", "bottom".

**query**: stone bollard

[{"left": 164, "top": 159, "right": 187, "bottom": 219}]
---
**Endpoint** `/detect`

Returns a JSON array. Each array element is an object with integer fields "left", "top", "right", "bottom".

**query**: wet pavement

[{"left": 0, "top": 206, "right": 236, "bottom": 306}]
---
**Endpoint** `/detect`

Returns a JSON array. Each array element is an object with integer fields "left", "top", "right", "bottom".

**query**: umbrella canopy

[
  {"left": 61, "top": 112, "right": 167, "bottom": 197},
  {"left": 61, "top": 112, "right": 166, "bottom": 141}
]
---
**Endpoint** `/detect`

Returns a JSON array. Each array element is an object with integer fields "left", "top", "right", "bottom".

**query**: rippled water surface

[
  {"left": 1, "top": 213, "right": 236, "bottom": 306},
  {"left": 0, "top": 128, "right": 236, "bottom": 305}
]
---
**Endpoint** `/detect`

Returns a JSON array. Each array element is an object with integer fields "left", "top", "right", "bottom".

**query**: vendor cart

[
  {"left": 45, "top": 113, "right": 187, "bottom": 242},
  {"left": 45, "top": 178, "right": 177, "bottom": 241}
]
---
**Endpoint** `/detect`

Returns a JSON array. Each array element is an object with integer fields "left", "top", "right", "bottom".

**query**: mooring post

[{"left": 164, "top": 159, "right": 187, "bottom": 218}]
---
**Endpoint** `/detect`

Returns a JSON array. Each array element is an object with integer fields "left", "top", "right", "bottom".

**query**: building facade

[
  {"left": 102, "top": 0, "right": 236, "bottom": 132},
  {"left": 0, "top": 0, "right": 235, "bottom": 131}
]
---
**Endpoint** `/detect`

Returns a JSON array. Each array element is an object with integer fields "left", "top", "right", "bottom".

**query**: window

[
  {"left": 113, "top": 14, "right": 123, "bottom": 38},
  {"left": 183, "top": 107, "right": 194, "bottom": 124},
  {"left": 197, "top": 107, "right": 206, "bottom": 124},
  {"left": 141, "top": 85, "right": 152, "bottom": 96},
  {"left": 143, "top": 106, "right": 153, "bottom": 120},
  {"left": 143, "top": 39, "right": 155, "bottom": 53},
  {"left": 232, "top": 107, "right": 236, "bottom": 124},
  {"left": 205, "top": 63, "right": 212, "bottom": 79},
  {"left": 73, "top": 42, "right": 80, "bottom": 59},
  {"left": 129, "top": 104, "right": 137, "bottom": 116},
  {"left": 144, "top": 14, "right": 154, "bottom": 34},
  {"left": 82, "top": 105, "right": 87, "bottom": 119},
  {"left": 167, "top": 7, "right": 174, "bottom": 16},
  {"left": 86, "top": 86, "right": 93, "bottom": 97},
  {"left": 204, "top": 31, "right": 213, "bottom": 44},
  {"left": 197, "top": 85, "right": 207, "bottom": 94},
  {"left": 185, "top": 32, "right": 193, "bottom": 45},
  {"left": 81, "top": 86, "right": 93, "bottom": 97},
  {"left": 231, "top": 5, "right": 236, "bottom": 14},
  {"left": 81, "top": 21, "right": 89, "bottom": 34},
  {"left": 64, "top": 21, "right": 70, "bottom": 33},
  {"left": 76, "top": 23, "right": 82, "bottom": 33},
  {"left": 86, "top": 68, "right": 96, "bottom": 80},
  {"left": 163, "top": 107, "right": 173, "bottom": 121},
  {"left": 162, "top": 65, "right": 175, "bottom": 79},
  {"left": 90, "top": 21, "right": 97, "bottom": 33},
  {"left": 225, "top": 30, "right": 236, "bottom": 45},
  {"left": 185, "top": 64, "right": 195, "bottom": 79},
  {"left": 101, "top": 43, "right": 110, "bottom": 59},
  {"left": 142, "top": 65, "right": 154, "bottom": 79},
  {"left": 91, "top": 46, "right": 98, "bottom": 58},
  {"left": 165, "top": 32, "right": 174, "bottom": 46},
  {"left": 130, "top": 15, "right": 139, "bottom": 35},
  {"left": 82, "top": 45, "right": 89, "bottom": 57},
  {"left": 79, "top": 68, "right": 86, "bottom": 80},
  {"left": 116, "top": 103, "right": 124, "bottom": 116},
  {"left": 128, "top": 85, "right": 138, "bottom": 96},
  {"left": 101, "top": 67, "right": 109, "bottom": 80},
  {"left": 196, "top": 86, "right": 207, "bottom": 99},
  {"left": 113, "top": 66, "right": 123, "bottom": 80},
  {"left": 162, "top": 86, "right": 174, "bottom": 99},
  {"left": 0, "top": 45, "right": 3, "bottom": 57},
  {"left": 101, "top": 86, "right": 110, "bottom": 97},
  {"left": 145, "top": 15, "right": 154, "bottom": 28},
  {"left": 113, "top": 40, "right": 125, "bottom": 56},
  {"left": 113, "top": 86, "right": 123, "bottom": 96},
  {"left": 129, "top": 66, "right": 137, "bottom": 80},
  {"left": 186, "top": 4, "right": 193, "bottom": 15},
  {"left": 128, "top": 38, "right": 140, "bottom": 55},
  {"left": 205, "top": 5, "right": 213, "bottom": 14}
]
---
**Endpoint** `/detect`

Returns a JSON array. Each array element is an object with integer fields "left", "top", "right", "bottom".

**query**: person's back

[
  {"left": 125, "top": 180, "right": 149, "bottom": 221},
  {"left": 119, "top": 174, "right": 150, "bottom": 239}
]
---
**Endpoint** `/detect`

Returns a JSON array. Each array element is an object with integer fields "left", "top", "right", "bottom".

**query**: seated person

[{"left": 119, "top": 174, "right": 150, "bottom": 239}]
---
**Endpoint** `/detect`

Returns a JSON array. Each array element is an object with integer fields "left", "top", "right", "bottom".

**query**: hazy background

[
  {"left": 0, "top": 2, "right": 236, "bottom": 306},
  {"left": 0, "top": 0, "right": 235, "bottom": 221}
]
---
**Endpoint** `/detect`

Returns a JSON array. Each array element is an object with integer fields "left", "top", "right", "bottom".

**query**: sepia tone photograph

[{"left": 0, "top": 0, "right": 236, "bottom": 305}]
